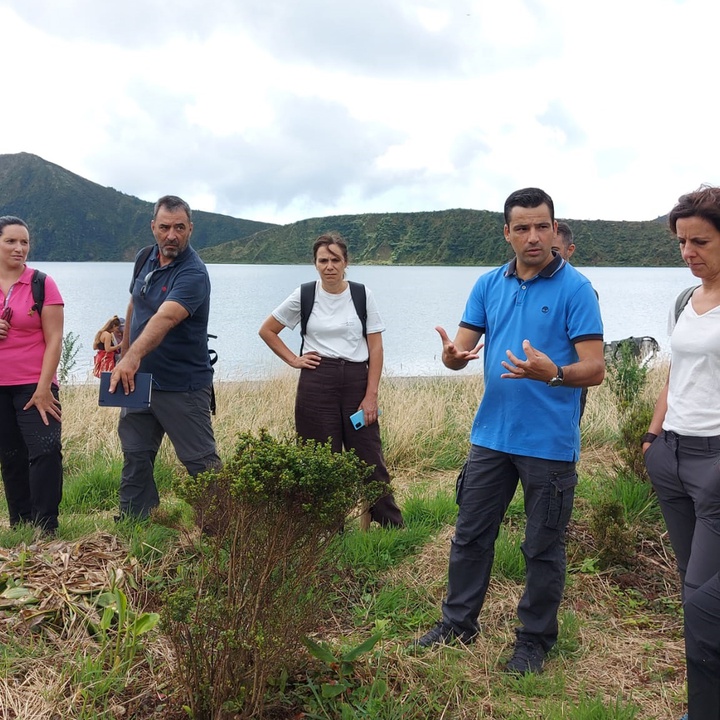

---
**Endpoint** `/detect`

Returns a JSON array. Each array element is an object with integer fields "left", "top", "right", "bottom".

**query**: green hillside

[
  {"left": 0, "top": 152, "right": 683, "bottom": 266},
  {"left": 0, "top": 153, "right": 277, "bottom": 261},
  {"left": 200, "top": 210, "right": 682, "bottom": 267}
]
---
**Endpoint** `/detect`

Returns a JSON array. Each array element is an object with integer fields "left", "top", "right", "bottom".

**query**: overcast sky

[{"left": 0, "top": 0, "right": 717, "bottom": 225}]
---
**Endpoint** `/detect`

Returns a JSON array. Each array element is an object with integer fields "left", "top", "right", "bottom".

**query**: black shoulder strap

[
  {"left": 30, "top": 269, "right": 46, "bottom": 316},
  {"left": 130, "top": 245, "right": 155, "bottom": 293},
  {"left": 348, "top": 281, "right": 367, "bottom": 338},
  {"left": 675, "top": 285, "right": 700, "bottom": 322},
  {"left": 299, "top": 281, "right": 316, "bottom": 355}
]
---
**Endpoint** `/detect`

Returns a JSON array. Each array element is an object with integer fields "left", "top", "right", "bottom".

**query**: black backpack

[{"left": 299, "top": 280, "right": 367, "bottom": 355}]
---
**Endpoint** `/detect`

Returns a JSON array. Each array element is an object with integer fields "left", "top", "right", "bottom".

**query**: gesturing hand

[
  {"left": 500, "top": 339, "right": 555, "bottom": 381},
  {"left": 435, "top": 326, "right": 483, "bottom": 369}
]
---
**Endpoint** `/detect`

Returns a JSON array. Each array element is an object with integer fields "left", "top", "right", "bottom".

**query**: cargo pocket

[
  {"left": 455, "top": 461, "right": 468, "bottom": 506},
  {"left": 546, "top": 470, "right": 578, "bottom": 529}
]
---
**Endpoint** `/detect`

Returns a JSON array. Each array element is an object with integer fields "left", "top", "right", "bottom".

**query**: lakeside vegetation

[
  {"left": 0, "top": 152, "right": 682, "bottom": 267},
  {"left": 0, "top": 366, "right": 686, "bottom": 719}
]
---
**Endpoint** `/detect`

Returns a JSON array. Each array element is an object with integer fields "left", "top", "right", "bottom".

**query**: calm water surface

[{"left": 34, "top": 262, "right": 694, "bottom": 382}]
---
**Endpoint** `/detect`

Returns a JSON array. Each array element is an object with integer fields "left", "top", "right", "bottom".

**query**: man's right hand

[
  {"left": 0, "top": 319, "right": 8, "bottom": 340},
  {"left": 109, "top": 352, "right": 141, "bottom": 394},
  {"left": 435, "top": 326, "right": 483, "bottom": 370}
]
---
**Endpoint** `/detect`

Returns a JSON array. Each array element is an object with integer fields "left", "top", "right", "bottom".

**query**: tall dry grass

[{"left": 61, "top": 362, "right": 669, "bottom": 475}]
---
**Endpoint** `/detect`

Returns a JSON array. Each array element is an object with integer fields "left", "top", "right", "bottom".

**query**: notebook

[{"left": 98, "top": 372, "right": 152, "bottom": 408}]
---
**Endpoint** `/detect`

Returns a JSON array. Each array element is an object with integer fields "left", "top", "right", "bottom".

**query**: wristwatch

[{"left": 547, "top": 365, "right": 564, "bottom": 387}]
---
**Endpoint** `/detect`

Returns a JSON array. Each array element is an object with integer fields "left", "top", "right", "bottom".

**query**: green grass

[{"left": 0, "top": 371, "right": 686, "bottom": 719}]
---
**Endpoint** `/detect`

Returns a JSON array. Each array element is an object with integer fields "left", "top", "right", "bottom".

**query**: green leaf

[
  {"left": 95, "top": 591, "right": 117, "bottom": 608},
  {"left": 100, "top": 606, "right": 115, "bottom": 631},
  {"left": 321, "top": 683, "right": 347, "bottom": 699},
  {"left": 1, "top": 586, "right": 34, "bottom": 600},
  {"left": 342, "top": 632, "right": 382, "bottom": 662},
  {"left": 302, "top": 636, "right": 338, "bottom": 665},
  {"left": 132, "top": 612, "right": 160, "bottom": 636}
]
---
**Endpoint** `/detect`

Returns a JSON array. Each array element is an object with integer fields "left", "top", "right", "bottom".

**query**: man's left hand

[{"left": 501, "top": 339, "right": 555, "bottom": 381}]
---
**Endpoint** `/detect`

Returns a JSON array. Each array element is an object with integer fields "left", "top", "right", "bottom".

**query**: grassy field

[{"left": 0, "top": 367, "right": 686, "bottom": 720}]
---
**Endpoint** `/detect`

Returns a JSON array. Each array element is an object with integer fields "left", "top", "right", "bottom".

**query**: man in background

[
  {"left": 553, "top": 221, "right": 593, "bottom": 420},
  {"left": 110, "top": 195, "right": 220, "bottom": 519},
  {"left": 553, "top": 221, "right": 576, "bottom": 261},
  {"left": 414, "top": 188, "right": 605, "bottom": 675}
]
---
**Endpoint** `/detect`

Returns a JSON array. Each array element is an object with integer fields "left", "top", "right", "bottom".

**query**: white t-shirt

[
  {"left": 664, "top": 298, "right": 720, "bottom": 436},
  {"left": 272, "top": 281, "right": 385, "bottom": 362}
]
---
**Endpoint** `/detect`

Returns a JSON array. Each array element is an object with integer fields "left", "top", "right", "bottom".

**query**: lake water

[{"left": 33, "top": 262, "right": 695, "bottom": 382}]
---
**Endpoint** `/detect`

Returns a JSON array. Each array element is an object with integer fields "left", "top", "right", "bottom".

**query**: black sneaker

[
  {"left": 412, "top": 621, "right": 477, "bottom": 649},
  {"left": 504, "top": 639, "right": 546, "bottom": 674}
]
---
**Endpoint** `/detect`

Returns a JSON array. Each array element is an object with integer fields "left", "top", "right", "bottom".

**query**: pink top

[{"left": 0, "top": 265, "right": 64, "bottom": 385}]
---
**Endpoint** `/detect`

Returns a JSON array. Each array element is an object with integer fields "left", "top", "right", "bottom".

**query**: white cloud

[{"left": 1, "top": 0, "right": 720, "bottom": 225}]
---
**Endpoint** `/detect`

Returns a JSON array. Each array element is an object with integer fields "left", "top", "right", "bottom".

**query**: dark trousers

[
  {"left": 118, "top": 387, "right": 220, "bottom": 519},
  {"left": 0, "top": 384, "right": 63, "bottom": 531},
  {"left": 295, "top": 359, "right": 403, "bottom": 527},
  {"left": 442, "top": 445, "right": 577, "bottom": 650},
  {"left": 685, "top": 572, "right": 720, "bottom": 718},
  {"left": 645, "top": 431, "right": 720, "bottom": 717},
  {"left": 645, "top": 431, "right": 720, "bottom": 598}
]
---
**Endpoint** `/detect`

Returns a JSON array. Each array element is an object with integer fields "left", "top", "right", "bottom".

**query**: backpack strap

[
  {"left": 299, "top": 281, "right": 316, "bottom": 356},
  {"left": 30, "top": 269, "right": 46, "bottom": 316},
  {"left": 348, "top": 281, "right": 367, "bottom": 338},
  {"left": 674, "top": 285, "right": 700, "bottom": 323},
  {"left": 130, "top": 245, "right": 155, "bottom": 293}
]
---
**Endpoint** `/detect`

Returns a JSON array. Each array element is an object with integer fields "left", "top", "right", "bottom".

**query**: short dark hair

[
  {"left": 313, "top": 232, "right": 348, "bottom": 262},
  {"left": 503, "top": 188, "right": 555, "bottom": 225},
  {"left": 556, "top": 221, "right": 574, "bottom": 247},
  {"left": 668, "top": 185, "right": 720, "bottom": 234},
  {"left": 153, "top": 195, "right": 192, "bottom": 221},
  {"left": 0, "top": 216, "right": 29, "bottom": 235}
]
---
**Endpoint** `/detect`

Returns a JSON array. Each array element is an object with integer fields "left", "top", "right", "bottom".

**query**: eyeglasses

[
  {"left": 140, "top": 270, "right": 156, "bottom": 297},
  {"left": 1, "top": 306, "right": 12, "bottom": 324}
]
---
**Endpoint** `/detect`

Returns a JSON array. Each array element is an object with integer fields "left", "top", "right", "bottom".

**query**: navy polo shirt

[
  {"left": 129, "top": 244, "right": 213, "bottom": 391},
  {"left": 460, "top": 253, "right": 603, "bottom": 461}
]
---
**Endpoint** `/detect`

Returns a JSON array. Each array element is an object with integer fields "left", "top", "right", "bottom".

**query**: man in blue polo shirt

[
  {"left": 414, "top": 188, "right": 604, "bottom": 674},
  {"left": 110, "top": 195, "right": 220, "bottom": 519}
]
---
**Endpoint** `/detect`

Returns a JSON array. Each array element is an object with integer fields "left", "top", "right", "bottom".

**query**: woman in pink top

[{"left": 0, "top": 216, "right": 64, "bottom": 535}]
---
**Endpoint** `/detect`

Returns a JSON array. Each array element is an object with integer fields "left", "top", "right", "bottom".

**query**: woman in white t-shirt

[
  {"left": 259, "top": 233, "right": 404, "bottom": 528},
  {"left": 643, "top": 186, "right": 720, "bottom": 720}
]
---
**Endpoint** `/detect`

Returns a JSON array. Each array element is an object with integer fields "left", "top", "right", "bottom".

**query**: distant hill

[
  {"left": 200, "top": 210, "right": 683, "bottom": 267},
  {"left": 0, "top": 152, "right": 684, "bottom": 266},
  {"left": 0, "top": 153, "right": 277, "bottom": 261}
]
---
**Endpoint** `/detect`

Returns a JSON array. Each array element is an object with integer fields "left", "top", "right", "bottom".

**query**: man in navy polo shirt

[
  {"left": 110, "top": 195, "right": 220, "bottom": 519},
  {"left": 414, "top": 188, "right": 604, "bottom": 674}
]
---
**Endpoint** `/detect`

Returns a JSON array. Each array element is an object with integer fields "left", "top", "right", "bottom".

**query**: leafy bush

[
  {"left": 588, "top": 498, "right": 635, "bottom": 569},
  {"left": 59, "top": 330, "right": 81, "bottom": 384},
  {"left": 606, "top": 341, "right": 654, "bottom": 481},
  {"left": 163, "top": 430, "right": 381, "bottom": 719}
]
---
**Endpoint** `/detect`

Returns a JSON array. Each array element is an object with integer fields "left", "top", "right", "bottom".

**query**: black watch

[{"left": 547, "top": 365, "right": 564, "bottom": 387}]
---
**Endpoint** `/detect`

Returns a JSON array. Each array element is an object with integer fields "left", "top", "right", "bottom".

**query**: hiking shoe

[
  {"left": 411, "top": 621, "right": 477, "bottom": 649},
  {"left": 504, "top": 639, "right": 546, "bottom": 674}
]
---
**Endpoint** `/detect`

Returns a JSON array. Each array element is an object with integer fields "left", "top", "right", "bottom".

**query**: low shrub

[{"left": 163, "top": 429, "right": 382, "bottom": 719}]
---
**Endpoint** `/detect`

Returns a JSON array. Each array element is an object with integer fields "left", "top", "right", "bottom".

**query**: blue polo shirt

[
  {"left": 129, "top": 244, "right": 213, "bottom": 391},
  {"left": 460, "top": 253, "right": 603, "bottom": 461}
]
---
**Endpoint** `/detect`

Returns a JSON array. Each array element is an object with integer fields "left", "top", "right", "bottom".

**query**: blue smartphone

[{"left": 349, "top": 409, "right": 381, "bottom": 430}]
